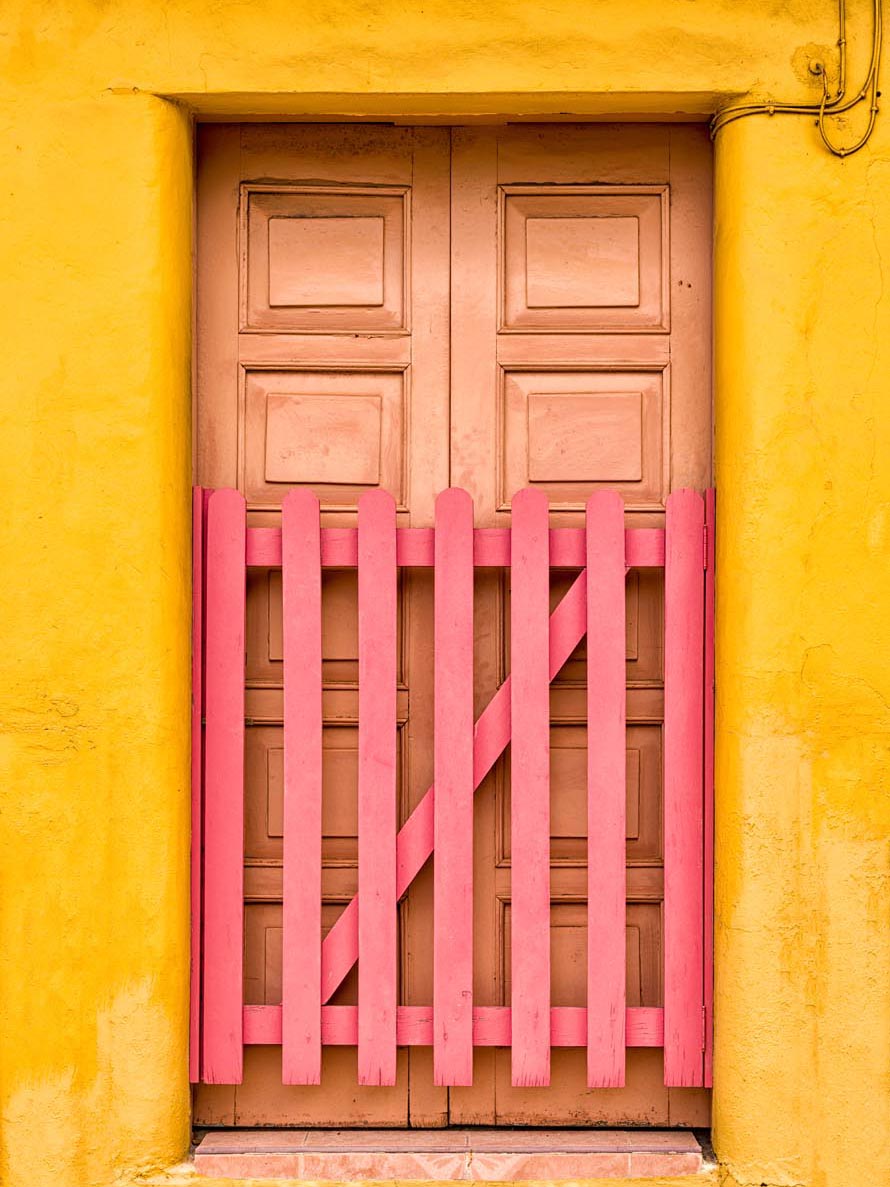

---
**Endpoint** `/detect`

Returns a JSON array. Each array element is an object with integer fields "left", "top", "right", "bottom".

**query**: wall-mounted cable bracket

[{"left": 711, "top": 0, "right": 881, "bottom": 158}]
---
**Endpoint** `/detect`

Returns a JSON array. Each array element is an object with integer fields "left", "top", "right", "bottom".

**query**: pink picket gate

[{"left": 190, "top": 487, "right": 715, "bottom": 1091}]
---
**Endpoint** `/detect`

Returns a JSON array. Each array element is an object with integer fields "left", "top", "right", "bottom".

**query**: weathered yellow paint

[
  {"left": 1, "top": 2, "right": 889, "bottom": 1186},
  {"left": 714, "top": 110, "right": 890, "bottom": 1187}
]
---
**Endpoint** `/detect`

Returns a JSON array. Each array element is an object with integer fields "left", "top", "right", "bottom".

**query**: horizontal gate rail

[
  {"left": 191, "top": 486, "right": 714, "bottom": 1091},
  {"left": 243, "top": 1004, "right": 666, "bottom": 1047},
  {"left": 245, "top": 525, "right": 665, "bottom": 568}
]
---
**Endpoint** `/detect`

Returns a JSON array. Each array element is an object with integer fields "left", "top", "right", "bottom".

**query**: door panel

[
  {"left": 195, "top": 123, "right": 450, "bottom": 1126},
  {"left": 447, "top": 124, "right": 710, "bottom": 1127},
  {"left": 194, "top": 122, "right": 711, "bottom": 1128}
]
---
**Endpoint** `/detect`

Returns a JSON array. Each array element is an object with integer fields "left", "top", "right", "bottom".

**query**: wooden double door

[{"left": 194, "top": 122, "right": 712, "bottom": 1127}]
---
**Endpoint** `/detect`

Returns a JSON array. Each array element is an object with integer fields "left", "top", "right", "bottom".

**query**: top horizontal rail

[{"left": 246, "top": 526, "right": 666, "bottom": 569}]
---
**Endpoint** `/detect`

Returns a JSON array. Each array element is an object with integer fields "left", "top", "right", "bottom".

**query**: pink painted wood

[
  {"left": 663, "top": 489, "right": 706, "bottom": 1087},
  {"left": 357, "top": 489, "right": 398, "bottom": 1086},
  {"left": 246, "top": 525, "right": 665, "bottom": 569},
  {"left": 281, "top": 490, "right": 323, "bottom": 1085},
  {"left": 202, "top": 488, "right": 246, "bottom": 1084},
  {"left": 585, "top": 491, "right": 626, "bottom": 1088},
  {"left": 703, "top": 488, "right": 716, "bottom": 1087},
  {"left": 433, "top": 488, "right": 475, "bottom": 1086},
  {"left": 193, "top": 485, "right": 715, "bottom": 1086},
  {"left": 321, "top": 567, "right": 589, "bottom": 1005},
  {"left": 509, "top": 488, "right": 552, "bottom": 1087},
  {"left": 243, "top": 1005, "right": 665, "bottom": 1048},
  {"left": 190, "top": 487, "right": 205, "bottom": 1084}
]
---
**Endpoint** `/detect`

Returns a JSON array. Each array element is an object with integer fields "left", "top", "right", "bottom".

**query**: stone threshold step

[{"left": 194, "top": 1128, "right": 703, "bottom": 1180}]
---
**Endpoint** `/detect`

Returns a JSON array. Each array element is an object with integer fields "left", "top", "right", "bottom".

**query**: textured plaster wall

[
  {"left": 714, "top": 111, "right": 890, "bottom": 1187},
  {"left": 1, "top": 3, "right": 889, "bottom": 1187}
]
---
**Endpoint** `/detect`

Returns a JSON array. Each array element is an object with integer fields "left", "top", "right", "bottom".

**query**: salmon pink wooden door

[
  {"left": 193, "top": 123, "right": 713, "bottom": 1129},
  {"left": 446, "top": 125, "right": 712, "bottom": 1126}
]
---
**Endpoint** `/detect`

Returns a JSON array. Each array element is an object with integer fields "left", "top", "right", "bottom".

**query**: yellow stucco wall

[{"left": 1, "top": 3, "right": 889, "bottom": 1187}]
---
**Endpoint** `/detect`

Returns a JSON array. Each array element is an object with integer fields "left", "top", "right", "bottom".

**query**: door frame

[{"left": 189, "top": 115, "right": 715, "bottom": 1127}]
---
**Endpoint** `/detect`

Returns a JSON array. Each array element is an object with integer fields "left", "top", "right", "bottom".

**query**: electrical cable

[{"left": 710, "top": 0, "right": 881, "bottom": 157}]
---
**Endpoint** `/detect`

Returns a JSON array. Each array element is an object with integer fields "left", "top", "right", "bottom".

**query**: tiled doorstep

[{"left": 194, "top": 1129, "right": 703, "bottom": 1180}]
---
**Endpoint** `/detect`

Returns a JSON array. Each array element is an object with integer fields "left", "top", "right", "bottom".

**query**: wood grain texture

[
  {"left": 509, "top": 488, "right": 552, "bottom": 1087},
  {"left": 357, "top": 489, "right": 398, "bottom": 1086},
  {"left": 202, "top": 488, "right": 246, "bottom": 1084},
  {"left": 190, "top": 487, "right": 206, "bottom": 1084},
  {"left": 585, "top": 491, "right": 627, "bottom": 1087},
  {"left": 433, "top": 489, "right": 475, "bottom": 1086},
  {"left": 663, "top": 489, "right": 705, "bottom": 1087},
  {"left": 281, "top": 490, "right": 323, "bottom": 1085}
]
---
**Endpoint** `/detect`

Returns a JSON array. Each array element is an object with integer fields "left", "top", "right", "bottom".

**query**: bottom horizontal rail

[{"left": 244, "top": 1005, "right": 663, "bottom": 1047}]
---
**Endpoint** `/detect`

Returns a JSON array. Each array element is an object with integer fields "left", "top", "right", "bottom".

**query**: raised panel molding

[
  {"left": 502, "top": 899, "right": 662, "bottom": 1008},
  {"left": 241, "top": 368, "right": 407, "bottom": 510},
  {"left": 500, "top": 367, "right": 668, "bottom": 510},
  {"left": 499, "top": 723, "right": 662, "bottom": 868},
  {"left": 241, "top": 185, "right": 409, "bottom": 333},
  {"left": 500, "top": 185, "right": 668, "bottom": 333}
]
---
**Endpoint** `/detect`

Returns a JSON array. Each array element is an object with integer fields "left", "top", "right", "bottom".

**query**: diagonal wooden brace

[{"left": 321, "top": 568, "right": 597, "bottom": 1003}]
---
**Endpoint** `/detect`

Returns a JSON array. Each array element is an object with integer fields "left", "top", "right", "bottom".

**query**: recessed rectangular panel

[
  {"left": 504, "top": 724, "right": 662, "bottom": 866},
  {"left": 267, "top": 746, "right": 284, "bottom": 837},
  {"left": 245, "top": 727, "right": 360, "bottom": 866},
  {"left": 243, "top": 369, "right": 405, "bottom": 509},
  {"left": 268, "top": 216, "right": 385, "bottom": 307},
  {"left": 501, "top": 369, "right": 666, "bottom": 509},
  {"left": 269, "top": 742, "right": 359, "bottom": 845},
  {"left": 549, "top": 747, "right": 644, "bottom": 846},
  {"left": 527, "top": 392, "right": 643, "bottom": 482},
  {"left": 625, "top": 904, "right": 663, "bottom": 1006},
  {"left": 264, "top": 394, "right": 382, "bottom": 485},
  {"left": 545, "top": 570, "right": 663, "bottom": 687},
  {"left": 267, "top": 570, "right": 360, "bottom": 672},
  {"left": 501, "top": 187, "right": 667, "bottom": 332},
  {"left": 243, "top": 186, "right": 406, "bottom": 332},
  {"left": 626, "top": 749, "right": 641, "bottom": 840},
  {"left": 503, "top": 902, "right": 662, "bottom": 1010},
  {"left": 525, "top": 216, "right": 640, "bottom": 308}
]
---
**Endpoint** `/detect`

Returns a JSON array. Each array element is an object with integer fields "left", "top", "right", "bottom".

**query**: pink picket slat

[
  {"left": 189, "top": 488, "right": 205, "bottom": 1083},
  {"left": 244, "top": 1005, "right": 665, "bottom": 1047},
  {"left": 703, "top": 488, "right": 716, "bottom": 1087},
  {"left": 247, "top": 525, "right": 665, "bottom": 569},
  {"left": 433, "top": 489, "right": 475, "bottom": 1086},
  {"left": 201, "top": 488, "right": 246, "bottom": 1084},
  {"left": 509, "top": 488, "right": 552, "bottom": 1087},
  {"left": 321, "top": 567, "right": 590, "bottom": 1005},
  {"left": 585, "top": 492, "right": 627, "bottom": 1088},
  {"left": 663, "top": 489, "right": 706, "bottom": 1087},
  {"left": 281, "top": 490, "right": 323, "bottom": 1085},
  {"left": 357, "top": 490, "right": 398, "bottom": 1086}
]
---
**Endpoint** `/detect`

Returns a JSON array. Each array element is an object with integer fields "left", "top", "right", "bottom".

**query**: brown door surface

[{"left": 194, "top": 122, "right": 711, "bottom": 1128}]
